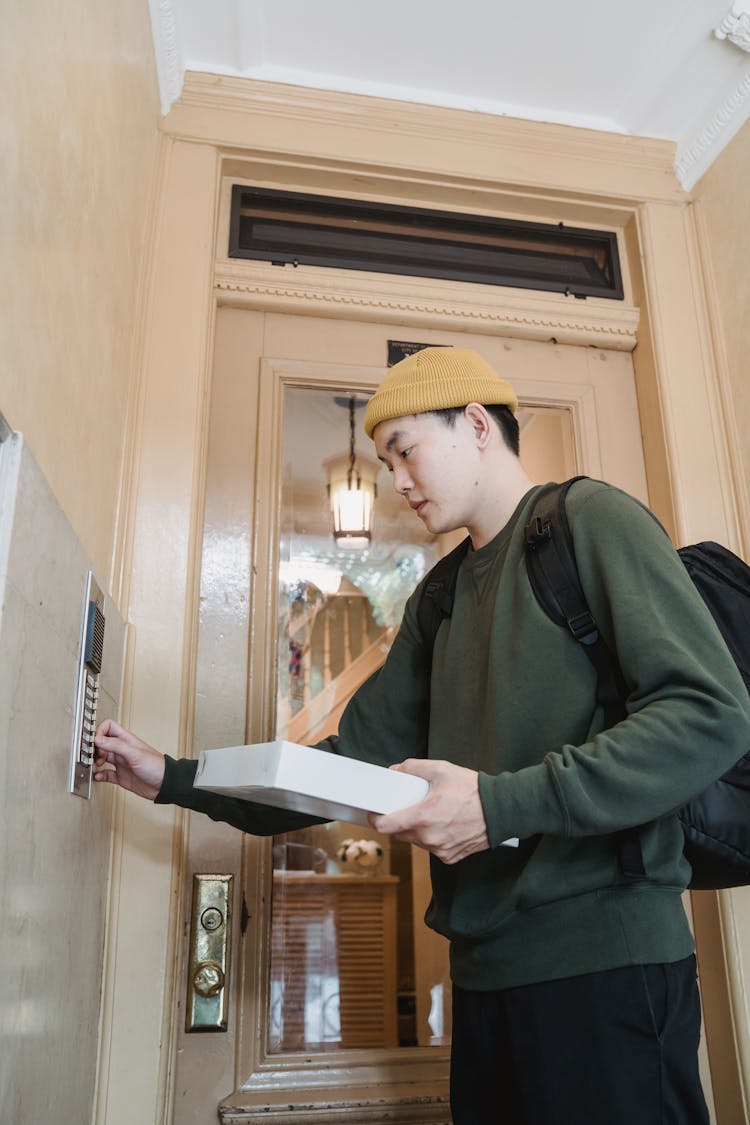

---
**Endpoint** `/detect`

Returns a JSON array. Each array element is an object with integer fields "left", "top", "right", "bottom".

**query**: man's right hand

[{"left": 93, "top": 719, "right": 166, "bottom": 801}]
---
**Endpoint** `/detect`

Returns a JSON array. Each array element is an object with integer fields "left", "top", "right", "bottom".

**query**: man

[{"left": 95, "top": 346, "right": 750, "bottom": 1124}]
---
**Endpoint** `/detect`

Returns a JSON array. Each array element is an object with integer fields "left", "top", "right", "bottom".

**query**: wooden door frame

[
  {"left": 182, "top": 340, "right": 645, "bottom": 1122},
  {"left": 98, "top": 75, "right": 750, "bottom": 1125}
]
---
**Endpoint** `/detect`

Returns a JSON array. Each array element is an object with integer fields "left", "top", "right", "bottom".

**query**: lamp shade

[{"left": 323, "top": 451, "right": 380, "bottom": 549}]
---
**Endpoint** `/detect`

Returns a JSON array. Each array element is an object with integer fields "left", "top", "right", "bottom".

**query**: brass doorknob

[{"left": 193, "top": 960, "right": 225, "bottom": 997}]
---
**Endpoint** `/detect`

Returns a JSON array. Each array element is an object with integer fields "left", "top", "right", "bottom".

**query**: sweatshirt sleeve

[
  {"left": 479, "top": 484, "right": 750, "bottom": 844},
  {"left": 155, "top": 754, "right": 327, "bottom": 835},
  {"left": 153, "top": 585, "right": 432, "bottom": 832}
]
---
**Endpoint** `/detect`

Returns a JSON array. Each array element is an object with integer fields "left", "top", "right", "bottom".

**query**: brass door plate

[{"left": 186, "top": 874, "right": 233, "bottom": 1032}]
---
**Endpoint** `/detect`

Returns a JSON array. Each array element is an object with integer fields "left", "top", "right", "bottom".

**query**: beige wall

[
  {"left": 693, "top": 117, "right": 750, "bottom": 504},
  {"left": 0, "top": 4, "right": 161, "bottom": 1123},
  {"left": 0, "top": 0, "right": 161, "bottom": 584}
]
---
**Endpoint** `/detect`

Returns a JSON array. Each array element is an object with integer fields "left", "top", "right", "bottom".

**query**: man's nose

[{"left": 391, "top": 464, "right": 412, "bottom": 495}]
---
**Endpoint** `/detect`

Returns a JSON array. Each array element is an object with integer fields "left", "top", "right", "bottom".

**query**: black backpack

[{"left": 418, "top": 477, "right": 750, "bottom": 890}]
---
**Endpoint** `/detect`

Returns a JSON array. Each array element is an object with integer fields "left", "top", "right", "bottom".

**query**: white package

[
  {"left": 194, "top": 740, "right": 519, "bottom": 846},
  {"left": 194, "top": 740, "right": 429, "bottom": 827}
]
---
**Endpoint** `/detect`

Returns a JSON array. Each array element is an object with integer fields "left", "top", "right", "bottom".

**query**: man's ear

[{"left": 463, "top": 402, "right": 492, "bottom": 448}]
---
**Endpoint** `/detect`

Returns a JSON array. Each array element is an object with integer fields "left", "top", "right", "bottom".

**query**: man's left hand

[{"left": 369, "top": 759, "right": 489, "bottom": 864}]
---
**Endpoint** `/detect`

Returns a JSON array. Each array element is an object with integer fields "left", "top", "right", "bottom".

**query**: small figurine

[{"left": 336, "top": 837, "right": 384, "bottom": 874}]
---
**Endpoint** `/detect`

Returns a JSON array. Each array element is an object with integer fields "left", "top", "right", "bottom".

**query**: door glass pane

[{"left": 267, "top": 387, "right": 574, "bottom": 1055}]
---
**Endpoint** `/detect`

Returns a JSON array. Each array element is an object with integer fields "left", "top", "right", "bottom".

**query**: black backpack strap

[
  {"left": 525, "top": 479, "right": 627, "bottom": 729},
  {"left": 417, "top": 536, "right": 471, "bottom": 668},
  {"left": 525, "top": 479, "right": 644, "bottom": 880}
]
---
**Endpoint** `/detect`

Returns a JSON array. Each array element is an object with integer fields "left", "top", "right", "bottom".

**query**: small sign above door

[{"left": 387, "top": 340, "right": 448, "bottom": 367}]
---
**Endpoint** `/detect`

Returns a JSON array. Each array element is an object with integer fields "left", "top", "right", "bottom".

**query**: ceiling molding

[
  {"left": 156, "top": 3, "right": 750, "bottom": 192},
  {"left": 214, "top": 260, "right": 639, "bottom": 351},
  {"left": 675, "top": 61, "right": 750, "bottom": 190},
  {"left": 148, "top": 0, "right": 184, "bottom": 114},
  {"left": 167, "top": 73, "right": 683, "bottom": 205},
  {"left": 715, "top": 1, "right": 750, "bottom": 52},
  {"left": 177, "top": 72, "right": 675, "bottom": 171}
]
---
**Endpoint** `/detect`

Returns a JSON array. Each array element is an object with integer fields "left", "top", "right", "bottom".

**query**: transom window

[{"left": 229, "top": 185, "right": 623, "bottom": 300}]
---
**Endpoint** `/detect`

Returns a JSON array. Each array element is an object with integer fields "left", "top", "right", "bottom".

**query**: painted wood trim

[
  {"left": 719, "top": 891, "right": 750, "bottom": 1117},
  {"left": 691, "top": 891, "right": 749, "bottom": 1122},
  {"left": 635, "top": 201, "right": 746, "bottom": 549},
  {"left": 689, "top": 199, "right": 750, "bottom": 558},
  {"left": 97, "top": 137, "right": 222, "bottom": 1125},
  {"left": 219, "top": 1092, "right": 451, "bottom": 1123},
  {"left": 166, "top": 72, "right": 684, "bottom": 206},
  {"left": 214, "top": 261, "right": 639, "bottom": 351}
]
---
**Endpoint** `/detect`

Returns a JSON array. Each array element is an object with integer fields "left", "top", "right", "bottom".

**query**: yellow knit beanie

[{"left": 363, "top": 347, "right": 518, "bottom": 439}]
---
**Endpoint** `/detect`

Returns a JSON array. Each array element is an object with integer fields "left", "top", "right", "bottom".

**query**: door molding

[
  {"left": 102, "top": 77, "right": 750, "bottom": 1125},
  {"left": 221, "top": 355, "right": 628, "bottom": 1117},
  {"left": 214, "top": 260, "right": 640, "bottom": 352}
]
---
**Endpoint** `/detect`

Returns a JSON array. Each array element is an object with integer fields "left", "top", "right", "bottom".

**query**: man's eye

[{"left": 400, "top": 447, "right": 412, "bottom": 459}]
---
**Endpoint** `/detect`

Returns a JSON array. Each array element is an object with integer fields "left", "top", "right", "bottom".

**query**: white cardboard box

[
  {"left": 194, "top": 741, "right": 519, "bottom": 846},
  {"left": 194, "top": 740, "right": 429, "bottom": 827}
]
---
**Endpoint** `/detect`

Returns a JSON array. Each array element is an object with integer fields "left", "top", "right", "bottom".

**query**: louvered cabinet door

[{"left": 270, "top": 873, "right": 399, "bottom": 1051}]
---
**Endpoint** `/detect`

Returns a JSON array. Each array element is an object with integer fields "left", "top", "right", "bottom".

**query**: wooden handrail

[{"left": 278, "top": 627, "right": 396, "bottom": 744}]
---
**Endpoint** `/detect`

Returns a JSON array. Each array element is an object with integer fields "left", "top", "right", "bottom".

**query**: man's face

[{"left": 373, "top": 410, "right": 482, "bottom": 536}]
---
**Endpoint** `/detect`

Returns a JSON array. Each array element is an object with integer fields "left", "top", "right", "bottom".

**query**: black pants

[{"left": 450, "top": 956, "right": 709, "bottom": 1125}]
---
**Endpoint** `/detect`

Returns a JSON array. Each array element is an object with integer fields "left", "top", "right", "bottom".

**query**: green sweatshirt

[{"left": 158, "top": 479, "right": 750, "bottom": 990}]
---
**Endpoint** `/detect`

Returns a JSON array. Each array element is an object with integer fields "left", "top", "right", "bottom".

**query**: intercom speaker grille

[{"left": 85, "top": 601, "right": 105, "bottom": 674}]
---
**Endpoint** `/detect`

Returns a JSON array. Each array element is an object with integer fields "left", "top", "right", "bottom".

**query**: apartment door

[{"left": 171, "top": 308, "right": 711, "bottom": 1123}]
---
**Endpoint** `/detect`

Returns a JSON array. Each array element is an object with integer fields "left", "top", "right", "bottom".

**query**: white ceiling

[{"left": 150, "top": 0, "right": 750, "bottom": 188}]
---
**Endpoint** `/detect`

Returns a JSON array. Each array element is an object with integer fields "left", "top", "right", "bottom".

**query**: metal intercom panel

[{"left": 70, "top": 571, "right": 106, "bottom": 798}]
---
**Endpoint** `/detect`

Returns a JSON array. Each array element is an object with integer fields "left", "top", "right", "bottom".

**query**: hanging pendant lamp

[{"left": 323, "top": 396, "right": 379, "bottom": 549}]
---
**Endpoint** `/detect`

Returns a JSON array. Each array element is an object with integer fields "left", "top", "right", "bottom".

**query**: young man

[{"left": 95, "top": 346, "right": 750, "bottom": 1125}]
